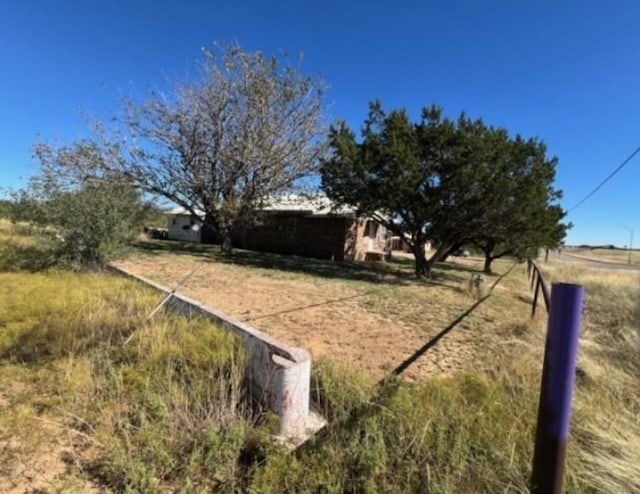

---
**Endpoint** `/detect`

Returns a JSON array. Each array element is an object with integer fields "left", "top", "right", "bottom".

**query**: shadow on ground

[
  {"left": 134, "top": 239, "right": 481, "bottom": 288},
  {"left": 135, "top": 240, "right": 466, "bottom": 286}
]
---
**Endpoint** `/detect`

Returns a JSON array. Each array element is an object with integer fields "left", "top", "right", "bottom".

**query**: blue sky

[{"left": 1, "top": 1, "right": 639, "bottom": 246}]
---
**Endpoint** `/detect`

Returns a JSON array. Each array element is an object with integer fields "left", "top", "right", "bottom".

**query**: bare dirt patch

[
  {"left": 0, "top": 379, "right": 98, "bottom": 494},
  {"left": 116, "top": 245, "right": 533, "bottom": 382}
]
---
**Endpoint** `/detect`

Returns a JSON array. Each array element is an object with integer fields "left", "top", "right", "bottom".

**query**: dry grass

[
  {"left": 539, "top": 261, "right": 640, "bottom": 493},
  {"left": 250, "top": 257, "right": 640, "bottom": 492},
  {"left": 0, "top": 270, "right": 254, "bottom": 492},
  {"left": 565, "top": 247, "right": 640, "bottom": 266},
  {"left": 117, "top": 241, "right": 640, "bottom": 492}
]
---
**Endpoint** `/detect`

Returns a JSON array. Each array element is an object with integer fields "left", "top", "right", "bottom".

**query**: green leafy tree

[
  {"left": 11, "top": 173, "right": 150, "bottom": 268},
  {"left": 468, "top": 135, "right": 569, "bottom": 273},
  {"left": 322, "top": 101, "right": 568, "bottom": 276},
  {"left": 425, "top": 113, "right": 505, "bottom": 263},
  {"left": 322, "top": 102, "right": 444, "bottom": 276},
  {"left": 322, "top": 102, "right": 497, "bottom": 277}
]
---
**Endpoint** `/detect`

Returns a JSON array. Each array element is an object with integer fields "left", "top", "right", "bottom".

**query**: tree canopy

[
  {"left": 34, "top": 43, "right": 328, "bottom": 253},
  {"left": 321, "top": 101, "right": 569, "bottom": 276},
  {"left": 470, "top": 135, "right": 570, "bottom": 272}
]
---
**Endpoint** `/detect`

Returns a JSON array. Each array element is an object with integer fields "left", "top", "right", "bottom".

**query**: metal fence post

[
  {"left": 532, "top": 278, "right": 543, "bottom": 317},
  {"left": 531, "top": 283, "right": 585, "bottom": 493}
]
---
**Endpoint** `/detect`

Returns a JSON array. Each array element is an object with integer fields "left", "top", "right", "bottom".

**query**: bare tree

[{"left": 35, "top": 43, "right": 327, "bottom": 253}]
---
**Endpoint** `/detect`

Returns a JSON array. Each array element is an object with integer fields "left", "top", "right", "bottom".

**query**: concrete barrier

[{"left": 107, "top": 264, "right": 324, "bottom": 442}]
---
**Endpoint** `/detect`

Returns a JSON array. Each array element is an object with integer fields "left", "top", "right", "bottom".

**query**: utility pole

[{"left": 617, "top": 224, "right": 634, "bottom": 265}]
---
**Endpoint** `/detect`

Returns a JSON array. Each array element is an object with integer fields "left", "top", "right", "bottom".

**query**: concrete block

[{"left": 107, "top": 264, "right": 325, "bottom": 442}]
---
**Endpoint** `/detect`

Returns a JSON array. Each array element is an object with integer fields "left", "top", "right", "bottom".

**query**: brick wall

[
  {"left": 194, "top": 213, "right": 389, "bottom": 261},
  {"left": 353, "top": 219, "right": 388, "bottom": 260},
  {"left": 232, "top": 214, "right": 357, "bottom": 261}
]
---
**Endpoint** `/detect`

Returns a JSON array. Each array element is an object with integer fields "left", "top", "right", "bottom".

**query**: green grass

[
  {"left": 0, "top": 225, "right": 260, "bottom": 492},
  {"left": 0, "top": 271, "right": 256, "bottom": 492},
  {"left": 254, "top": 362, "right": 539, "bottom": 493}
]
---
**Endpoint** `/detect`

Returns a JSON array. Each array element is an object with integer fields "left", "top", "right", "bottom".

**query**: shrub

[{"left": 11, "top": 180, "right": 153, "bottom": 268}]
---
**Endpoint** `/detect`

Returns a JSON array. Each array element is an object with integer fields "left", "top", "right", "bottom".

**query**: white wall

[{"left": 168, "top": 214, "right": 202, "bottom": 242}]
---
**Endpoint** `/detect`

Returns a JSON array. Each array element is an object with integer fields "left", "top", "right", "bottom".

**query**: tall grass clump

[
  {"left": 0, "top": 219, "right": 55, "bottom": 271},
  {"left": 540, "top": 262, "right": 640, "bottom": 493},
  {"left": 0, "top": 262, "right": 261, "bottom": 492},
  {"left": 253, "top": 359, "right": 540, "bottom": 493},
  {"left": 84, "top": 317, "right": 251, "bottom": 492}
]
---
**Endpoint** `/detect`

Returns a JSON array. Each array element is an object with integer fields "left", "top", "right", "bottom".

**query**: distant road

[{"left": 554, "top": 251, "right": 640, "bottom": 272}]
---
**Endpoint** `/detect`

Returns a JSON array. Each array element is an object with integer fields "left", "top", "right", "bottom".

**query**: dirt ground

[
  {"left": 115, "top": 244, "right": 533, "bottom": 382},
  {"left": 0, "top": 384, "right": 99, "bottom": 494}
]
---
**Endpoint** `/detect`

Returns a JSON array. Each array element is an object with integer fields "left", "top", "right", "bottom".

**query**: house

[
  {"left": 167, "top": 210, "right": 203, "bottom": 242},
  {"left": 166, "top": 195, "right": 388, "bottom": 261}
]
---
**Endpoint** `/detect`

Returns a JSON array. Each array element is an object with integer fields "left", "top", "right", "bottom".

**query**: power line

[{"left": 568, "top": 143, "right": 640, "bottom": 212}]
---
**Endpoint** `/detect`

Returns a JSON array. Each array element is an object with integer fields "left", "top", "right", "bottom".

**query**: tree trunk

[
  {"left": 412, "top": 241, "right": 428, "bottom": 278},
  {"left": 483, "top": 241, "right": 495, "bottom": 274},
  {"left": 202, "top": 213, "right": 219, "bottom": 245},
  {"left": 483, "top": 255, "right": 494, "bottom": 274},
  {"left": 441, "top": 243, "right": 462, "bottom": 263},
  {"left": 424, "top": 242, "right": 452, "bottom": 277},
  {"left": 221, "top": 227, "right": 233, "bottom": 255}
]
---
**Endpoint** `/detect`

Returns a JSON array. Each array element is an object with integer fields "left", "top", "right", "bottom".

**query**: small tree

[
  {"left": 0, "top": 200, "right": 12, "bottom": 218},
  {"left": 468, "top": 135, "right": 570, "bottom": 273},
  {"left": 11, "top": 173, "right": 149, "bottom": 268},
  {"left": 35, "top": 43, "right": 327, "bottom": 254}
]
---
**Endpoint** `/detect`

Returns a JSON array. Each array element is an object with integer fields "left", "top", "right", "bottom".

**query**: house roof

[
  {"left": 166, "top": 193, "right": 358, "bottom": 219},
  {"left": 261, "top": 194, "right": 357, "bottom": 217},
  {"left": 165, "top": 206, "right": 205, "bottom": 218}
]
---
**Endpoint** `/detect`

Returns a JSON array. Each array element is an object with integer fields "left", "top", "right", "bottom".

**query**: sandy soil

[
  {"left": 115, "top": 250, "right": 529, "bottom": 382},
  {"left": 0, "top": 388, "right": 98, "bottom": 494}
]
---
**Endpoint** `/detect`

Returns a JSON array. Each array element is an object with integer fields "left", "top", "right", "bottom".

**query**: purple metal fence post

[{"left": 531, "top": 283, "right": 585, "bottom": 494}]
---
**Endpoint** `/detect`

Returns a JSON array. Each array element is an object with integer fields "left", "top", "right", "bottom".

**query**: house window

[
  {"left": 366, "top": 221, "right": 378, "bottom": 237},
  {"left": 366, "top": 221, "right": 378, "bottom": 251}
]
